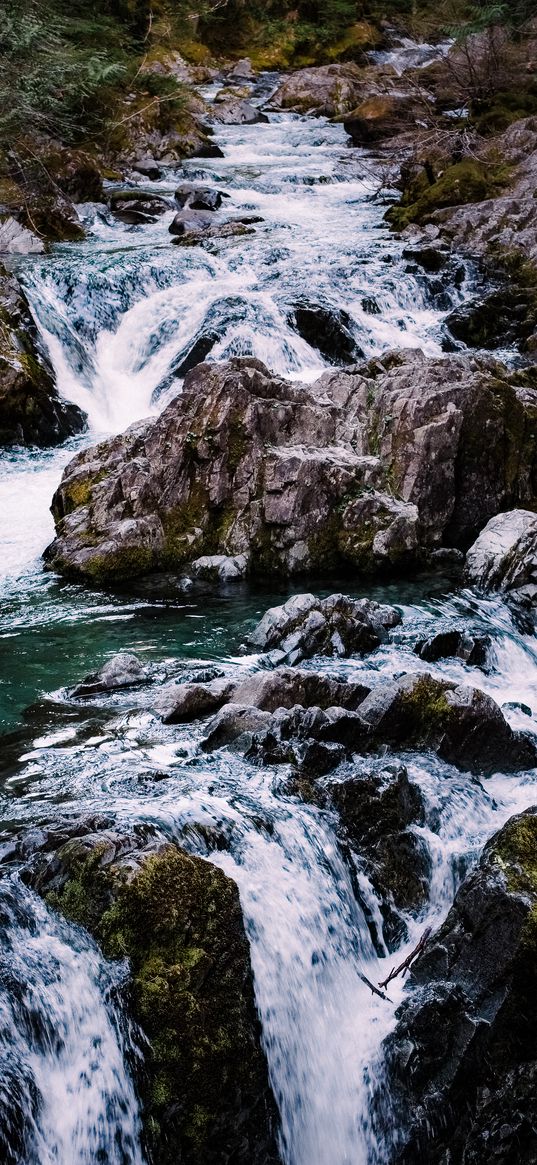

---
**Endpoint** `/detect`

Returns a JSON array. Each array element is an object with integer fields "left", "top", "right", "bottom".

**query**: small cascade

[{"left": 0, "top": 878, "right": 145, "bottom": 1165}]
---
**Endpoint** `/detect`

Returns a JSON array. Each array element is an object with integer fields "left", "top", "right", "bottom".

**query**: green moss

[
  {"left": 400, "top": 675, "right": 451, "bottom": 735},
  {"left": 45, "top": 841, "right": 116, "bottom": 932},
  {"left": 492, "top": 813, "right": 537, "bottom": 896},
  {"left": 387, "top": 159, "right": 512, "bottom": 231},
  {"left": 226, "top": 416, "right": 249, "bottom": 474},
  {"left": 82, "top": 544, "right": 156, "bottom": 581}
]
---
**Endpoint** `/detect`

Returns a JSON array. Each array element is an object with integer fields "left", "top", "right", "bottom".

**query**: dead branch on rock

[
  {"left": 359, "top": 971, "right": 392, "bottom": 1003},
  {"left": 378, "top": 927, "right": 432, "bottom": 991}
]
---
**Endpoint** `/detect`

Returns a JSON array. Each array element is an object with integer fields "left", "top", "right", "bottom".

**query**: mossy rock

[
  {"left": 44, "top": 837, "right": 279, "bottom": 1165},
  {"left": 387, "top": 159, "right": 512, "bottom": 231}
]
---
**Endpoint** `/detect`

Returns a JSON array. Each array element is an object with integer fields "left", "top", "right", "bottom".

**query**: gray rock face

[
  {"left": 376, "top": 809, "right": 537, "bottom": 1164},
  {"left": 0, "top": 264, "right": 87, "bottom": 448},
  {"left": 44, "top": 352, "right": 537, "bottom": 583},
  {"left": 71, "top": 652, "right": 147, "bottom": 696},
  {"left": 156, "top": 677, "right": 236, "bottom": 724},
  {"left": 465, "top": 509, "right": 537, "bottom": 606},
  {"left": 248, "top": 593, "right": 400, "bottom": 664}
]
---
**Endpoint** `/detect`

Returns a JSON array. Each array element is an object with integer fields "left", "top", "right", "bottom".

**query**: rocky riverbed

[{"left": 1, "top": 25, "right": 537, "bottom": 1165}]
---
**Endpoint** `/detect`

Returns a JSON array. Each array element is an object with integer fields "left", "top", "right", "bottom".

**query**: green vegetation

[{"left": 387, "top": 158, "right": 511, "bottom": 230}]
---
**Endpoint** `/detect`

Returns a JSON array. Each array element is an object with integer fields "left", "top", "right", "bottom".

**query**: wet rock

[
  {"left": 248, "top": 593, "right": 401, "bottom": 664},
  {"left": 289, "top": 304, "right": 363, "bottom": 365},
  {"left": 193, "top": 141, "right": 225, "bottom": 159},
  {"left": 174, "top": 183, "right": 226, "bottom": 211},
  {"left": 168, "top": 208, "right": 214, "bottom": 235},
  {"left": 21, "top": 825, "right": 280, "bottom": 1165},
  {"left": 328, "top": 764, "right": 431, "bottom": 941},
  {"left": 45, "top": 351, "right": 537, "bottom": 583},
  {"left": 190, "top": 553, "right": 248, "bottom": 581},
  {"left": 211, "top": 100, "right": 268, "bottom": 126},
  {"left": 344, "top": 93, "right": 426, "bottom": 145},
  {"left": 445, "top": 292, "right": 536, "bottom": 350},
  {"left": 414, "top": 629, "right": 491, "bottom": 667},
  {"left": 231, "top": 668, "right": 370, "bottom": 714},
  {"left": 132, "top": 156, "right": 162, "bottom": 180},
  {"left": 358, "top": 672, "right": 537, "bottom": 774},
  {"left": 202, "top": 703, "right": 275, "bottom": 752},
  {"left": 171, "top": 219, "right": 259, "bottom": 246},
  {"left": 0, "top": 264, "right": 87, "bottom": 448},
  {"left": 228, "top": 58, "right": 255, "bottom": 81},
  {"left": 71, "top": 652, "right": 148, "bottom": 697},
  {"left": 376, "top": 808, "right": 537, "bottom": 1164},
  {"left": 109, "top": 189, "right": 171, "bottom": 224},
  {"left": 156, "top": 677, "right": 236, "bottom": 724},
  {"left": 465, "top": 509, "right": 537, "bottom": 607},
  {"left": 270, "top": 63, "right": 366, "bottom": 117},
  {"left": 402, "top": 244, "right": 450, "bottom": 273}
]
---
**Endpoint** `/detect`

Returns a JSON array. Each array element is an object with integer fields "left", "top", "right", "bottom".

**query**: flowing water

[{"left": 1, "top": 69, "right": 536, "bottom": 1165}]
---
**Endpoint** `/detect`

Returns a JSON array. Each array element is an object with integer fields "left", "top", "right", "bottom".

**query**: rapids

[{"left": 1, "top": 67, "right": 536, "bottom": 1165}]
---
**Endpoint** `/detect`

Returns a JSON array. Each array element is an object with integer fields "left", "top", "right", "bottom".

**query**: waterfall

[{"left": 0, "top": 878, "right": 145, "bottom": 1165}]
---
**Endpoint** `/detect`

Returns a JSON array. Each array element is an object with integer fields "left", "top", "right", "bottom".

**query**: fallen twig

[
  {"left": 378, "top": 927, "right": 432, "bottom": 991},
  {"left": 359, "top": 971, "right": 392, "bottom": 1003}
]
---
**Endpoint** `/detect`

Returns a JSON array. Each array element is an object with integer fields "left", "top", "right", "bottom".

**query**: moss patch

[{"left": 387, "top": 159, "right": 512, "bottom": 232}]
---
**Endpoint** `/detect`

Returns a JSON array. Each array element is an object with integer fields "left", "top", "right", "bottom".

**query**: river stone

[
  {"left": 357, "top": 672, "right": 537, "bottom": 774},
  {"left": 45, "top": 352, "right": 537, "bottom": 583},
  {"left": 71, "top": 652, "right": 148, "bottom": 696},
  {"left": 190, "top": 553, "right": 248, "bottom": 581},
  {"left": 328, "top": 764, "right": 431, "bottom": 944},
  {"left": 0, "top": 216, "right": 44, "bottom": 255},
  {"left": 248, "top": 593, "right": 401, "bottom": 664},
  {"left": 344, "top": 93, "right": 426, "bottom": 145},
  {"left": 174, "top": 183, "right": 226, "bottom": 211},
  {"left": 375, "top": 808, "right": 537, "bottom": 1163},
  {"left": 156, "top": 677, "right": 236, "bottom": 724},
  {"left": 0, "top": 263, "right": 87, "bottom": 448},
  {"left": 465, "top": 509, "right": 537, "bottom": 606},
  {"left": 108, "top": 190, "right": 171, "bottom": 224},
  {"left": 19, "top": 824, "right": 281, "bottom": 1165},
  {"left": 289, "top": 304, "right": 363, "bottom": 365},
  {"left": 414, "top": 628, "right": 491, "bottom": 667},
  {"left": 270, "top": 63, "right": 366, "bottom": 117},
  {"left": 211, "top": 99, "right": 268, "bottom": 125}
]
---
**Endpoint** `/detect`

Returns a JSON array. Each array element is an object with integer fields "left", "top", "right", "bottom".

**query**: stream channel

[{"left": 0, "top": 60, "right": 536, "bottom": 1165}]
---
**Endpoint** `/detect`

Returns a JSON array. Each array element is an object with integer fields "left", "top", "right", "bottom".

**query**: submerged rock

[
  {"left": 376, "top": 808, "right": 537, "bottom": 1163},
  {"left": 21, "top": 825, "right": 281, "bottom": 1165},
  {"left": 109, "top": 189, "right": 171, "bottom": 224},
  {"left": 465, "top": 509, "right": 537, "bottom": 607},
  {"left": 248, "top": 592, "right": 400, "bottom": 664},
  {"left": 44, "top": 351, "right": 537, "bottom": 583},
  {"left": 0, "top": 264, "right": 86, "bottom": 447}
]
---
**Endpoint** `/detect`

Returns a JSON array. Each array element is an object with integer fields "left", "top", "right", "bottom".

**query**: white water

[
  {"left": 0, "top": 880, "right": 145, "bottom": 1165},
  {"left": 0, "top": 66, "right": 535, "bottom": 1165}
]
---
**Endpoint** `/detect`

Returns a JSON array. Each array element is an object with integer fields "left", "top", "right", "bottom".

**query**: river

[{"left": 0, "top": 67, "right": 536, "bottom": 1165}]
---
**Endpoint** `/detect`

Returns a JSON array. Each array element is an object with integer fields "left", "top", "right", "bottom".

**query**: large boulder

[
  {"left": 44, "top": 351, "right": 537, "bottom": 582},
  {"left": 465, "top": 509, "right": 537, "bottom": 607},
  {"left": 248, "top": 592, "right": 401, "bottom": 664},
  {"left": 376, "top": 809, "right": 537, "bottom": 1164},
  {"left": 71, "top": 652, "right": 148, "bottom": 697},
  {"left": 210, "top": 100, "right": 268, "bottom": 125},
  {"left": 270, "top": 63, "right": 366, "bottom": 117},
  {"left": 20, "top": 823, "right": 281, "bottom": 1165},
  {"left": 343, "top": 93, "right": 426, "bottom": 145},
  {"left": 357, "top": 672, "right": 537, "bottom": 774},
  {"left": 0, "top": 264, "right": 86, "bottom": 447}
]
